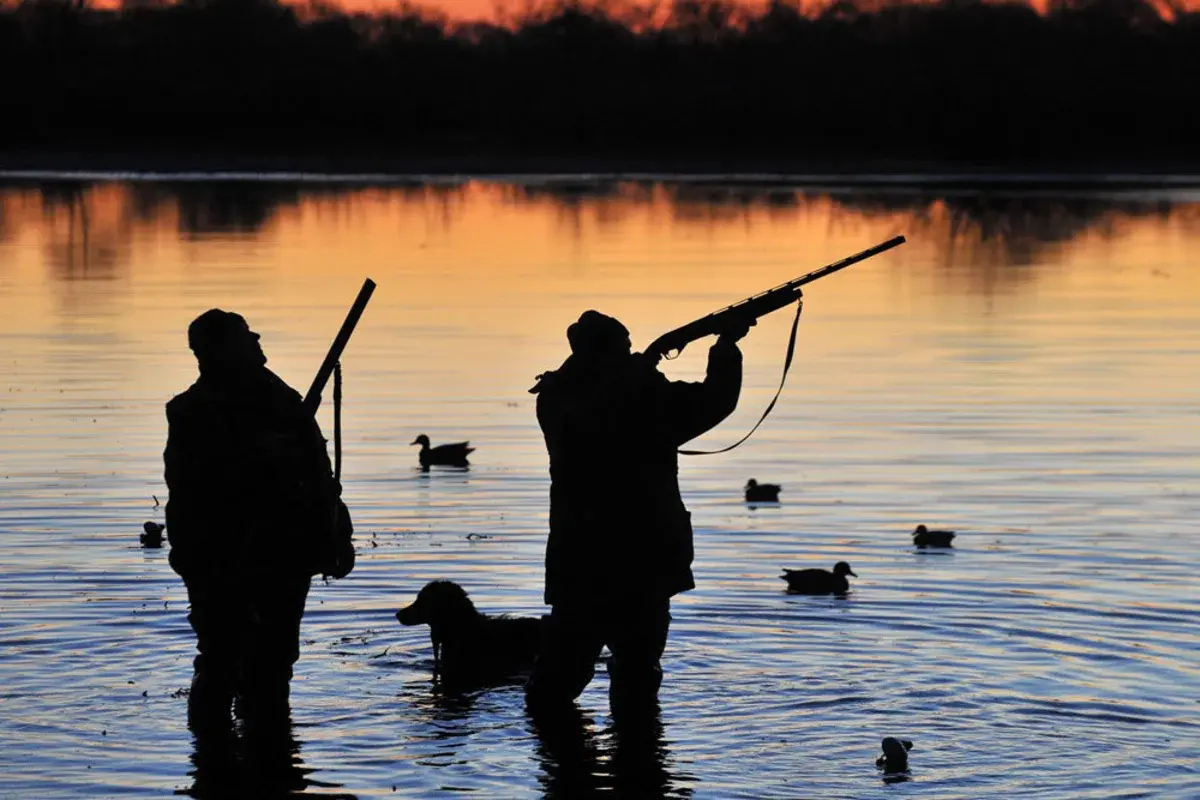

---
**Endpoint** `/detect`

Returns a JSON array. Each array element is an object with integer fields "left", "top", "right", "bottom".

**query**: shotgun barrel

[
  {"left": 643, "top": 235, "right": 905, "bottom": 360},
  {"left": 303, "top": 278, "right": 376, "bottom": 414}
]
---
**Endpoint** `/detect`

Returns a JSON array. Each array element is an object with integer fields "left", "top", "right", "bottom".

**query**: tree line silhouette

[{"left": 2, "top": 0, "right": 1199, "bottom": 167}]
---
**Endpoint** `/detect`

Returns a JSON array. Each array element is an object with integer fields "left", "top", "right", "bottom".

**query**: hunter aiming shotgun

[
  {"left": 644, "top": 235, "right": 906, "bottom": 361},
  {"left": 648, "top": 235, "right": 907, "bottom": 454},
  {"left": 303, "top": 278, "right": 377, "bottom": 415}
]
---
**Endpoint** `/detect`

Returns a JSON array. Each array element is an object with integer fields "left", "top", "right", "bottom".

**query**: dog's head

[{"left": 396, "top": 580, "right": 478, "bottom": 628}]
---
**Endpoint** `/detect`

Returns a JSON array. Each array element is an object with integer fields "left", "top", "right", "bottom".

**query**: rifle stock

[
  {"left": 303, "top": 278, "right": 376, "bottom": 414},
  {"left": 643, "top": 236, "right": 905, "bottom": 359}
]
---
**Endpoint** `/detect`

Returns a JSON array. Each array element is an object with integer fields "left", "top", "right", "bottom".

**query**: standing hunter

[
  {"left": 164, "top": 309, "right": 354, "bottom": 724},
  {"left": 526, "top": 309, "right": 753, "bottom": 716}
]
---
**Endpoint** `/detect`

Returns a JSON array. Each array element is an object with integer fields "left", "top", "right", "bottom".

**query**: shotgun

[
  {"left": 303, "top": 278, "right": 376, "bottom": 414},
  {"left": 643, "top": 235, "right": 905, "bottom": 360}
]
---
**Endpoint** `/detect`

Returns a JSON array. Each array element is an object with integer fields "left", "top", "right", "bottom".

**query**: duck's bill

[{"left": 848, "top": 571, "right": 858, "bottom": 577}]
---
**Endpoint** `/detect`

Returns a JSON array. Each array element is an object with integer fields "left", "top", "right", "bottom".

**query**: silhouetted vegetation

[{"left": 2, "top": 0, "right": 1199, "bottom": 167}]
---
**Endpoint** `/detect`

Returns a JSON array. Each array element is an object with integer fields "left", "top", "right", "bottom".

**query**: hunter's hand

[{"left": 717, "top": 317, "right": 756, "bottom": 344}]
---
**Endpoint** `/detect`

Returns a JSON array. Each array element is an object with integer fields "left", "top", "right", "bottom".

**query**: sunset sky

[
  {"left": 309, "top": 0, "right": 1192, "bottom": 22},
  {"left": 321, "top": 0, "right": 757, "bottom": 21}
]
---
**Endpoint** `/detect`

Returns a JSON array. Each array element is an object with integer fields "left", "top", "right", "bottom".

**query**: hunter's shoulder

[
  {"left": 264, "top": 369, "right": 303, "bottom": 403},
  {"left": 626, "top": 355, "right": 670, "bottom": 390},
  {"left": 166, "top": 383, "right": 204, "bottom": 419},
  {"left": 530, "top": 356, "right": 572, "bottom": 396},
  {"left": 166, "top": 381, "right": 228, "bottom": 428}
]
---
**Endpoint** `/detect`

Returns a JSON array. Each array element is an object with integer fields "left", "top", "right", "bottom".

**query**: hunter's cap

[
  {"left": 567, "top": 310, "right": 630, "bottom": 357},
  {"left": 187, "top": 308, "right": 250, "bottom": 357}
]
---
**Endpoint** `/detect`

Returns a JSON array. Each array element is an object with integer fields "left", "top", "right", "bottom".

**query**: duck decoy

[
  {"left": 411, "top": 434, "right": 475, "bottom": 468},
  {"left": 876, "top": 737, "right": 913, "bottom": 773},
  {"left": 745, "top": 479, "right": 781, "bottom": 503},
  {"left": 780, "top": 561, "right": 856, "bottom": 594},
  {"left": 141, "top": 521, "right": 165, "bottom": 548},
  {"left": 912, "top": 524, "right": 955, "bottom": 547}
]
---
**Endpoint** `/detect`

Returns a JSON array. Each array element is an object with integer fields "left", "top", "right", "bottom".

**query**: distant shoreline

[{"left": 3, "top": 152, "right": 1200, "bottom": 189}]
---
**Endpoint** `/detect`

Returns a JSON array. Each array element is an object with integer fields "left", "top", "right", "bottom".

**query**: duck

[
  {"left": 876, "top": 737, "right": 913, "bottom": 772},
  {"left": 912, "top": 524, "right": 955, "bottom": 548},
  {"left": 411, "top": 434, "right": 474, "bottom": 468},
  {"left": 744, "top": 479, "right": 781, "bottom": 503},
  {"left": 780, "top": 561, "right": 857, "bottom": 594},
  {"left": 141, "top": 521, "right": 165, "bottom": 548}
]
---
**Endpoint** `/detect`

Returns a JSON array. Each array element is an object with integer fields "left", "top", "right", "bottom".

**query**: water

[{"left": 0, "top": 179, "right": 1197, "bottom": 798}]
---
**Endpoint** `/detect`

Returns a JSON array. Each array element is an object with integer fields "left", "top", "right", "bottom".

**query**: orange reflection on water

[
  {"left": 1, "top": 180, "right": 1198, "bottom": 800},
  {"left": 1, "top": 180, "right": 1198, "bottom": 413}
]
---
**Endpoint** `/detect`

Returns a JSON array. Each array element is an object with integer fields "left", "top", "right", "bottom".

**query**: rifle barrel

[{"left": 303, "top": 278, "right": 376, "bottom": 414}]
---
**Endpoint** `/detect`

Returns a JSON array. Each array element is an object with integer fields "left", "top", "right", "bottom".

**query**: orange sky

[
  {"left": 312, "top": 0, "right": 1194, "bottom": 23},
  {"left": 72, "top": 0, "right": 1196, "bottom": 23},
  {"left": 323, "top": 0, "right": 721, "bottom": 22}
]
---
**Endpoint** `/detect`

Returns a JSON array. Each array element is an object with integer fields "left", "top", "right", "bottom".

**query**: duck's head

[
  {"left": 833, "top": 561, "right": 857, "bottom": 577},
  {"left": 879, "top": 737, "right": 913, "bottom": 768},
  {"left": 143, "top": 521, "right": 164, "bottom": 536},
  {"left": 745, "top": 479, "right": 758, "bottom": 490},
  {"left": 410, "top": 434, "right": 431, "bottom": 448},
  {"left": 913, "top": 524, "right": 928, "bottom": 534}
]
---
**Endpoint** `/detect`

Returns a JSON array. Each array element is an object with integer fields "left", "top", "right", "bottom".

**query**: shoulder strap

[
  {"left": 333, "top": 361, "right": 343, "bottom": 481},
  {"left": 679, "top": 298, "right": 803, "bottom": 456}
]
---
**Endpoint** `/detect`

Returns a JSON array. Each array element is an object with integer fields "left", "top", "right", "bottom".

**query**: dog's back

[
  {"left": 398, "top": 580, "right": 545, "bottom": 688},
  {"left": 484, "top": 615, "right": 544, "bottom": 672},
  {"left": 437, "top": 613, "right": 544, "bottom": 688}
]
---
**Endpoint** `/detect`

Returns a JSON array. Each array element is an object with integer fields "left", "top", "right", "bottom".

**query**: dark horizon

[{"left": 4, "top": 0, "right": 1200, "bottom": 167}]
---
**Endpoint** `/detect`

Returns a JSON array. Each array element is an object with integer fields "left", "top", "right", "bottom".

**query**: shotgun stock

[{"left": 643, "top": 235, "right": 905, "bottom": 360}]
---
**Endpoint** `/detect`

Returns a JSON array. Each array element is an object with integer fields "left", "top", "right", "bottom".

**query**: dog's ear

[{"left": 901, "top": 740, "right": 913, "bottom": 751}]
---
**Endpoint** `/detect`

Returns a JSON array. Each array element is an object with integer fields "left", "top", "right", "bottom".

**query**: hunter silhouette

[
  {"left": 526, "top": 309, "right": 750, "bottom": 715},
  {"left": 163, "top": 309, "right": 353, "bottom": 724}
]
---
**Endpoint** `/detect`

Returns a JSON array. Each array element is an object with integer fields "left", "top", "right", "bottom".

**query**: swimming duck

[
  {"left": 745, "top": 479, "right": 781, "bottom": 503},
  {"left": 780, "top": 561, "right": 857, "bottom": 594},
  {"left": 876, "top": 737, "right": 913, "bottom": 772},
  {"left": 411, "top": 434, "right": 475, "bottom": 468},
  {"left": 141, "top": 521, "right": 165, "bottom": 548},
  {"left": 912, "top": 524, "right": 955, "bottom": 547}
]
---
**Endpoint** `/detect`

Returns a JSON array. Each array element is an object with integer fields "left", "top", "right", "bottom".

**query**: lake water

[{"left": 0, "top": 178, "right": 1197, "bottom": 798}]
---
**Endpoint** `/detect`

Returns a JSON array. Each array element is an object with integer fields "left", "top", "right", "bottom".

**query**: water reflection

[
  {"left": 2, "top": 180, "right": 1198, "bottom": 282},
  {"left": 835, "top": 191, "right": 1192, "bottom": 268},
  {"left": 182, "top": 700, "right": 354, "bottom": 799},
  {"left": 404, "top": 679, "right": 516, "bottom": 733},
  {"left": 400, "top": 679, "right": 693, "bottom": 797},
  {"left": 0, "top": 174, "right": 1197, "bottom": 799},
  {"left": 39, "top": 182, "right": 130, "bottom": 279},
  {"left": 398, "top": 681, "right": 496, "bottom": 768},
  {"left": 175, "top": 184, "right": 303, "bottom": 235},
  {"left": 530, "top": 702, "right": 692, "bottom": 799}
]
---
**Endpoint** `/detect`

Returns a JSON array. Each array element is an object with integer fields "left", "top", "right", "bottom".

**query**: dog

[{"left": 396, "top": 580, "right": 544, "bottom": 688}]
